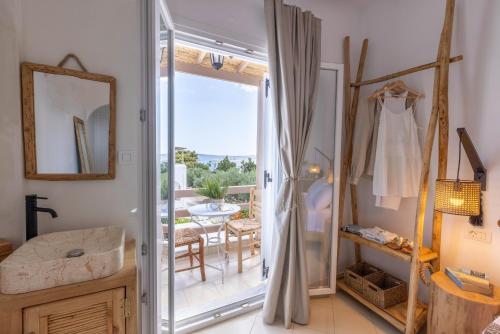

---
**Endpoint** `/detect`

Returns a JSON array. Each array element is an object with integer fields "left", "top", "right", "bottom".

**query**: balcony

[{"left": 161, "top": 185, "right": 264, "bottom": 322}]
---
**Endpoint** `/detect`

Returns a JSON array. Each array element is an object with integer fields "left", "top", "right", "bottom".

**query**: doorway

[
  {"left": 143, "top": 2, "right": 344, "bottom": 332},
  {"left": 158, "top": 32, "right": 279, "bottom": 333}
]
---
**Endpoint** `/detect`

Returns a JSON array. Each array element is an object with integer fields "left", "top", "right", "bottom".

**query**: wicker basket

[
  {"left": 363, "top": 271, "right": 408, "bottom": 308},
  {"left": 345, "top": 262, "right": 382, "bottom": 293}
]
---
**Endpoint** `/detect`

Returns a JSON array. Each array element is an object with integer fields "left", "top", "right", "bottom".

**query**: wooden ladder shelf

[{"left": 336, "top": 0, "right": 462, "bottom": 333}]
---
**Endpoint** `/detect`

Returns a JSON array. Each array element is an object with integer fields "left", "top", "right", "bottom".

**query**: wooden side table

[{"left": 428, "top": 271, "right": 500, "bottom": 334}]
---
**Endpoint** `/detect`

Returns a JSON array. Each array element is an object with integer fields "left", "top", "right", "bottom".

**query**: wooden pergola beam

[
  {"left": 196, "top": 51, "right": 206, "bottom": 64},
  {"left": 237, "top": 61, "right": 249, "bottom": 73},
  {"left": 170, "top": 62, "right": 262, "bottom": 87}
]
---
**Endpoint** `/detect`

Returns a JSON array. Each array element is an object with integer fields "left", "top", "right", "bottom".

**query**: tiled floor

[
  {"left": 162, "top": 243, "right": 264, "bottom": 321},
  {"left": 196, "top": 292, "right": 403, "bottom": 334},
  {"left": 163, "top": 239, "right": 406, "bottom": 334}
]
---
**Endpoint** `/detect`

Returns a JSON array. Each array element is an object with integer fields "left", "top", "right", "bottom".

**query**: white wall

[
  {"left": 341, "top": 0, "right": 500, "bottom": 288},
  {"left": 21, "top": 0, "right": 142, "bottom": 239},
  {"left": 168, "top": 0, "right": 500, "bottom": 288},
  {"left": 2, "top": 0, "right": 496, "bottom": 317},
  {"left": 0, "top": 0, "right": 25, "bottom": 247}
]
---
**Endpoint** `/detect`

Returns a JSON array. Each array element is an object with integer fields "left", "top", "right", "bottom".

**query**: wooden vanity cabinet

[
  {"left": 23, "top": 288, "right": 126, "bottom": 334},
  {"left": 0, "top": 240, "right": 137, "bottom": 334}
]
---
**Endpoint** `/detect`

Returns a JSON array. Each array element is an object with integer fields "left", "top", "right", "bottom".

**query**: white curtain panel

[{"left": 263, "top": 0, "right": 321, "bottom": 328}]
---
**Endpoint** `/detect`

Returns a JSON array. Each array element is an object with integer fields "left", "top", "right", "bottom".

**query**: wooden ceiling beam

[
  {"left": 196, "top": 51, "right": 206, "bottom": 64},
  {"left": 237, "top": 61, "right": 248, "bottom": 73},
  {"left": 164, "top": 62, "right": 262, "bottom": 87}
]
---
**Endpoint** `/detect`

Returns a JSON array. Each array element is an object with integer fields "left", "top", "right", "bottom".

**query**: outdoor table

[{"left": 187, "top": 203, "right": 241, "bottom": 283}]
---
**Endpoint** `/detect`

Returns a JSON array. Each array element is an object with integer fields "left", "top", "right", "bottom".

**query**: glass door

[
  {"left": 302, "top": 63, "right": 343, "bottom": 295},
  {"left": 258, "top": 75, "right": 280, "bottom": 281},
  {"left": 143, "top": 0, "right": 174, "bottom": 333},
  {"left": 166, "top": 36, "right": 271, "bottom": 332},
  {"left": 159, "top": 5, "right": 175, "bottom": 334}
]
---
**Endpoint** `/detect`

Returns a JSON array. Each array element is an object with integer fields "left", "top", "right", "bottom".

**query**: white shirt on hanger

[{"left": 372, "top": 91, "right": 422, "bottom": 210}]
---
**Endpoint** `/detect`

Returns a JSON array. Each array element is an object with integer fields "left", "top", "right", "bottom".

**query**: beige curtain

[{"left": 263, "top": 0, "right": 321, "bottom": 328}]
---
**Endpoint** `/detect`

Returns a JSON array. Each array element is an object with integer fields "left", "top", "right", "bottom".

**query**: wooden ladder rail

[
  {"left": 406, "top": 0, "right": 456, "bottom": 333},
  {"left": 350, "top": 39, "right": 368, "bottom": 263},
  {"left": 338, "top": 37, "right": 368, "bottom": 264}
]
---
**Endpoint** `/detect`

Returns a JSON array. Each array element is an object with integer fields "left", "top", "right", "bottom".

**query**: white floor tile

[
  {"left": 196, "top": 311, "right": 258, "bottom": 334},
  {"left": 188, "top": 291, "right": 410, "bottom": 334},
  {"left": 251, "top": 314, "right": 295, "bottom": 334}
]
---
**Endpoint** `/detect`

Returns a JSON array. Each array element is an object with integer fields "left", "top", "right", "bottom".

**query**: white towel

[{"left": 360, "top": 226, "right": 398, "bottom": 244}]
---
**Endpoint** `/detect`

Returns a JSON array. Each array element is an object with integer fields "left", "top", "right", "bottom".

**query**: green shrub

[
  {"left": 160, "top": 172, "right": 168, "bottom": 200},
  {"left": 197, "top": 177, "right": 227, "bottom": 199},
  {"left": 175, "top": 217, "right": 191, "bottom": 224},
  {"left": 187, "top": 167, "right": 212, "bottom": 188},
  {"left": 161, "top": 217, "right": 192, "bottom": 225}
]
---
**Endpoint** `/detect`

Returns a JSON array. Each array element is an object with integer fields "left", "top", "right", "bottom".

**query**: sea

[{"left": 161, "top": 153, "right": 256, "bottom": 169}]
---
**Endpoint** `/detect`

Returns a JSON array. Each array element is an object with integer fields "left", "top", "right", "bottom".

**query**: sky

[{"left": 160, "top": 73, "right": 258, "bottom": 156}]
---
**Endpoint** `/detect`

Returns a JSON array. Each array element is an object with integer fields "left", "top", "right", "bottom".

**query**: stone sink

[{"left": 0, "top": 226, "right": 125, "bottom": 294}]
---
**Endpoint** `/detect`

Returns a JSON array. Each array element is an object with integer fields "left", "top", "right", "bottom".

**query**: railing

[{"left": 174, "top": 185, "right": 255, "bottom": 218}]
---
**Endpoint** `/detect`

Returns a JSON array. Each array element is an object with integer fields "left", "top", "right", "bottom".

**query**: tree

[
  {"left": 160, "top": 161, "right": 168, "bottom": 174},
  {"left": 216, "top": 156, "right": 236, "bottom": 171},
  {"left": 160, "top": 172, "right": 168, "bottom": 200},
  {"left": 241, "top": 158, "right": 256, "bottom": 173},
  {"left": 176, "top": 150, "right": 198, "bottom": 168}
]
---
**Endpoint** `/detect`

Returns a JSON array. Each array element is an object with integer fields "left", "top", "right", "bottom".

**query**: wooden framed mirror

[{"left": 21, "top": 62, "right": 116, "bottom": 180}]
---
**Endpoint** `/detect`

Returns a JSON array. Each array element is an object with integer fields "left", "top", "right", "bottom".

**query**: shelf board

[
  {"left": 337, "top": 276, "right": 427, "bottom": 333},
  {"left": 339, "top": 231, "right": 437, "bottom": 263}
]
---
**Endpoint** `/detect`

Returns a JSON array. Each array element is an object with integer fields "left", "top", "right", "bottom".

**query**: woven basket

[
  {"left": 363, "top": 271, "right": 408, "bottom": 308},
  {"left": 345, "top": 262, "right": 382, "bottom": 293}
]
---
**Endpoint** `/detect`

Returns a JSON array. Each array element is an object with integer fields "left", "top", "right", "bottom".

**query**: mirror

[{"left": 21, "top": 62, "right": 116, "bottom": 180}]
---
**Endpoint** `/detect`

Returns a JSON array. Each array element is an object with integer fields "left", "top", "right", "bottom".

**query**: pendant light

[{"left": 210, "top": 53, "right": 224, "bottom": 70}]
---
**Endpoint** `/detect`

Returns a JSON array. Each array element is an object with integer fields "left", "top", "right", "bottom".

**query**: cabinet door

[{"left": 23, "top": 288, "right": 125, "bottom": 334}]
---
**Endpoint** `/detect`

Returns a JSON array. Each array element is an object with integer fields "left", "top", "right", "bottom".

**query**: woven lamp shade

[{"left": 435, "top": 179, "right": 481, "bottom": 216}]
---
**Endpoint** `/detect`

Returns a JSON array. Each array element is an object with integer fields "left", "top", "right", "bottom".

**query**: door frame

[
  {"left": 309, "top": 62, "right": 344, "bottom": 296},
  {"left": 166, "top": 35, "right": 269, "bottom": 333},
  {"left": 141, "top": 0, "right": 174, "bottom": 333}
]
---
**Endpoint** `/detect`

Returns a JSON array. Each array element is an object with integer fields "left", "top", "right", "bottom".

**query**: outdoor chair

[
  {"left": 225, "top": 188, "right": 261, "bottom": 273},
  {"left": 164, "top": 225, "right": 206, "bottom": 281}
]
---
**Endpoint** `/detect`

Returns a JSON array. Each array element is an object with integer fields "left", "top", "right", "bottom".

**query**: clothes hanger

[{"left": 368, "top": 80, "right": 424, "bottom": 100}]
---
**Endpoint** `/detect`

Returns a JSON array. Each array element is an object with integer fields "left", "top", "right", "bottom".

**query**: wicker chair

[
  {"left": 164, "top": 226, "right": 206, "bottom": 281},
  {"left": 225, "top": 188, "right": 261, "bottom": 273}
]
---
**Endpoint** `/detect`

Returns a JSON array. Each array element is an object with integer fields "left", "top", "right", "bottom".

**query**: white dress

[{"left": 372, "top": 91, "right": 422, "bottom": 210}]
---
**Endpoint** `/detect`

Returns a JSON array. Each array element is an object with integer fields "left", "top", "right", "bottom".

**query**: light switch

[{"left": 118, "top": 150, "right": 136, "bottom": 165}]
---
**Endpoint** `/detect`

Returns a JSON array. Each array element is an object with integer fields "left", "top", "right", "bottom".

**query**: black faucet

[{"left": 25, "top": 195, "right": 58, "bottom": 241}]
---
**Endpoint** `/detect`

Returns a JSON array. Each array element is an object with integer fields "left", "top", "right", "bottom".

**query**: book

[
  {"left": 445, "top": 267, "right": 494, "bottom": 296},
  {"left": 455, "top": 270, "right": 490, "bottom": 289},
  {"left": 446, "top": 267, "right": 490, "bottom": 288},
  {"left": 460, "top": 268, "right": 490, "bottom": 280}
]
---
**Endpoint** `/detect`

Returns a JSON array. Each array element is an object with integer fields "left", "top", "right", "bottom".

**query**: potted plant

[{"left": 197, "top": 177, "right": 227, "bottom": 210}]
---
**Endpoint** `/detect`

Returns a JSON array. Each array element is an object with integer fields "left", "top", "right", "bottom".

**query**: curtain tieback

[{"left": 279, "top": 176, "right": 302, "bottom": 210}]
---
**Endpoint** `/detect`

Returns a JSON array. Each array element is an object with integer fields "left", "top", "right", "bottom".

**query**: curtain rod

[{"left": 351, "top": 55, "right": 463, "bottom": 87}]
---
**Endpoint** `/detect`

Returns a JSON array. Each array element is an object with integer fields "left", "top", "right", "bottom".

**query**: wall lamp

[
  {"left": 434, "top": 128, "right": 486, "bottom": 226},
  {"left": 313, "top": 147, "right": 334, "bottom": 184}
]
